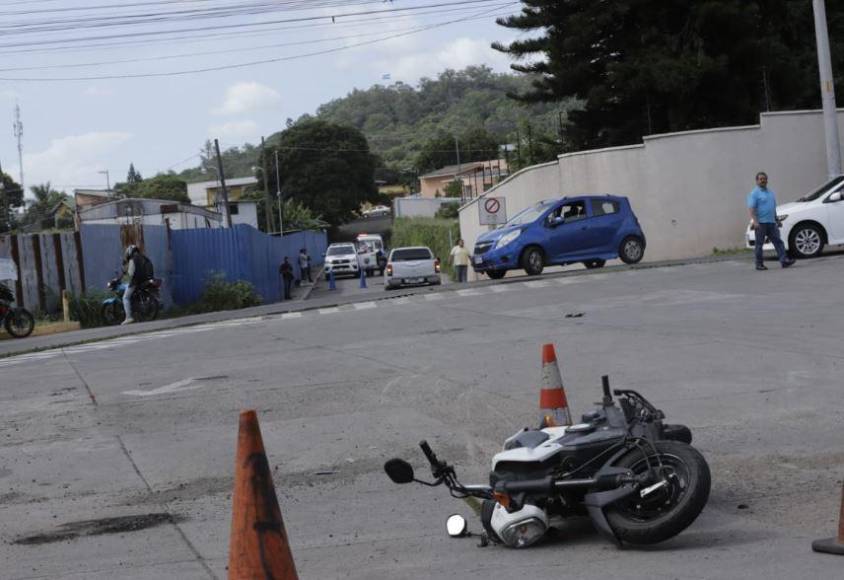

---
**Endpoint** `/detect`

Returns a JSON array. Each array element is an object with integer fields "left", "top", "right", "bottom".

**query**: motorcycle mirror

[
  {"left": 384, "top": 458, "right": 415, "bottom": 484},
  {"left": 446, "top": 514, "right": 468, "bottom": 538}
]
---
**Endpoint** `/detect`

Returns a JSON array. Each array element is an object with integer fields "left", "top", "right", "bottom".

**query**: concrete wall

[
  {"left": 231, "top": 201, "right": 259, "bottom": 228},
  {"left": 459, "top": 109, "right": 844, "bottom": 265},
  {"left": 394, "top": 196, "right": 461, "bottom": 218}
]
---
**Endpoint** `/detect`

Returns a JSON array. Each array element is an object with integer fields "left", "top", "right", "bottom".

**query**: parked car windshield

[
  {"left": 796, "top": 176, "right": 844, "bottom": 202},
  {"left": 327, "top": 245, "right": 355, "bottom": 256},
  {"left": 505, "top": 201, "right": 551, "bottom": 226},
  {"left": 391, "top": 248, "right": 432, "bottom": 261}
]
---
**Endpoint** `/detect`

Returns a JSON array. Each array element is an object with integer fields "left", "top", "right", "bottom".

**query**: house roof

[
  {"left": 186, "top": 176, "right": 258, "bottom": 189},
  {"left": 78, "top": 198, "right": 222, "bottom": 221},
  {"left": 420, "top": 161, "right": 496, "bottom": 180}
]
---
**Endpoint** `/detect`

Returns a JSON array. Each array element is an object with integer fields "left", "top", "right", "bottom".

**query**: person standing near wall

[
  {"left": 449, "top": 239, "right": 472, "bottom": 283},
  {"left": 298, "top": 248, "right": 312, "bottom": 284},
  {"left": 279, "top": 257, "right": 294, "bottom": 300},
  {"left": 747, "top": 172, "right": 795, "bottom": 271}
]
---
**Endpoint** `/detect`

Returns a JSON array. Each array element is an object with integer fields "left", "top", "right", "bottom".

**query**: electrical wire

[{"left": 0, "top": 4, "right": 517, "bottom": 81}]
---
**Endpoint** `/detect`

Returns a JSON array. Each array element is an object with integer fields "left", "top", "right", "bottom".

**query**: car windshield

[
  {"left": 392, "top": 248, "right": 432, "bottom": 261},
  {"left": 796, "top": 176, "right": 844, "bottom": 202},
  {"left": 327, "top": 246, "right": 355, "bottom": 256},
  {"left": 505, "top": 202, "right": 551, "bottom": 226}
]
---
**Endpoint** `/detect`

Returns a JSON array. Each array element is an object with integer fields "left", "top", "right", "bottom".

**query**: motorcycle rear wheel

[
  {"left": 606, "top": 440, "right": 710, "bottom": 545},
  {"left": 135, "top": 294, "right": 160, "bottom": 322},
  {"left": 4, "top": 307, "right": 35, "bottom": 338}
]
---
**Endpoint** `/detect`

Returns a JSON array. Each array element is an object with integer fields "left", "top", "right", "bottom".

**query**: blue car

[{"left": 472, "top": 195, "right": 646, "bottom": 279}]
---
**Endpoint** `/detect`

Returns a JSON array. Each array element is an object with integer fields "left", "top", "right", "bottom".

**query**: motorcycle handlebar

[{"left": 419, "top": 440, "right": 439, "bottom": 468}]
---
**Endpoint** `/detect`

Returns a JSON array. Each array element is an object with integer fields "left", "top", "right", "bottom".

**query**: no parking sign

[{"left": 479, "top": 196, "right": 506, "bottom": 225}]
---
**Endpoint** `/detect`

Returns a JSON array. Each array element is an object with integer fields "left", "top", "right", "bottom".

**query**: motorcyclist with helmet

[{"left": 122, "top": 244, "right": 153, "bottom": 325}]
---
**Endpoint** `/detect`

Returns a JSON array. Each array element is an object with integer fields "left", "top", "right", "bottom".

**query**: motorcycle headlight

[
  {"left": 490, "top": 503, "right": 548, "bottom": 549},
  {"left": 495, "top": 230, "right": 521, "bottom": 250}
]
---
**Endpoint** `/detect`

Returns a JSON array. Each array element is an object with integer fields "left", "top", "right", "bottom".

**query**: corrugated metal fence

[
  {"left": 1, "top": 224, "right": 326, "bottom": 312},
  {"left": 169, "top": 226, "right": 326, "bottom": 305}
]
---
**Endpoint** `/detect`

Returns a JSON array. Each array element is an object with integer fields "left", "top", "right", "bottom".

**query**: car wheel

[
  {"left": 583, "top": 259, "right": 606, "bottom": 269},
  {"left": 619, "top": 236, "right": 645, "bottom": 264},
  {"left": 789, "top": 223, "right": 824, "bottom": 258},
  {"left": 521, "top": 247, "right": 545, "bottom": 276},
  {"left": 486, "top": 270, "right": 506, "bottom": 280}
]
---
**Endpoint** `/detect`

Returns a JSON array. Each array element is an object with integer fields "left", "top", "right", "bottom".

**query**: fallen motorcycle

[
  {"left": 101, "top": 277, "right": 162, "bottom": 325},
  {"left": 385, "top": 376, "right": 710, "bottom": 548},
  {"left": 0, "top": 283, "right": 35, "bottom": 338}
]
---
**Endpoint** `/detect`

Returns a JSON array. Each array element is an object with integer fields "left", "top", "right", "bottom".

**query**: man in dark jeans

[
  {"left": 279, "top": 257, "right": 294, "bottom": 299},
  {"left": 747, "top": 172, "right": 795, "bottom": 271}
]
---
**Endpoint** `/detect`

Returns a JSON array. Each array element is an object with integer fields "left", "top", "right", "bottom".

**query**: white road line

[
  {"left": 122, "top": 378, "right": 203, "bottom": 397},
  {"left": 489, "top": 285, "right": 512, "bottom": 293},
  {"left": 423, "top": 293, "right": 443, "bottom": 301},
  {"left": 393, "top": 297, "right": 411, "bottom": 305},
  {"left": 318, "top": 307, "right": 340, "bottom": 315},
  {"left": 456, "top": 289, "right": 481, "bottom": 297},
  {"left": 352, "top": 302, "right": 377, "bottom": 310},
  {"left": 281, "top": 312, "right": 303, "bottom": 320},
  {"left": 524, "top": 280, "right": 550, "bottom": 288},
  {"left": 590, "top": 274, "right": 608, "bottom": 281},
  {"left": 555, "top": 278, "right": 584, "bottom": 286}
]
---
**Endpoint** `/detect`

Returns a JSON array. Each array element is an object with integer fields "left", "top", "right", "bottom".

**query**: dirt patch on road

[{"left": 12, "top": 513, "right": 182, "bottom": 545}]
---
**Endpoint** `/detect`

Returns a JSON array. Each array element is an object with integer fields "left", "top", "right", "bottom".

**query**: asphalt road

[{"left": 1, "top": 255, "right": 843, "bottom": 579}]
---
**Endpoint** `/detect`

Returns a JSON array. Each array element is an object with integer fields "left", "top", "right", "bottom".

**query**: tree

[
  {"left": 21, "top": 183, "right": 67, "bottom": 230},
  {"left": 415, "top": 127, "right": 501, "bottom": 174},
  {"left": 127, "top": 163, "right": 143, "bottom": 185},
  {"left": 0, "top": 172, "right": 24, "bottom": 233},
  {"left": 263, "top": 120, "right": 380, "bottom": 226},
  {"left": 132, "top": 174, "right": 190, "bottom": 203},
  {"left": 493, "top": 1, "right": 844, "bottom": 149}
]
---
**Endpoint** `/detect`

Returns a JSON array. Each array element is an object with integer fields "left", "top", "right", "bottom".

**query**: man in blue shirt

[{"left": 747, "top": 172, "right": 794, "bottom": 271}]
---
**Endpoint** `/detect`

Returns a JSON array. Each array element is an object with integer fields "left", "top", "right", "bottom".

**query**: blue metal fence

[
  {"left": 80, "top": 223, "right": 326, "bottom": 307},
  {"left": 168, "top": 225, "right": 326, "bottom": 305}
]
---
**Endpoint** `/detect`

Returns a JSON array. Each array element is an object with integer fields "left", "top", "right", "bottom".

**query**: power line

[{"left": 0, "top": 4, "right": 517, "bottom": 81}]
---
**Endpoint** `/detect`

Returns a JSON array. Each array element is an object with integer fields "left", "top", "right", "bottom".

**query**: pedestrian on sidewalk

[
  {"left": 747, "top": 172, "right": 794, "bottom": 271},
  {"left": 449, "top": 239, "right": 472, "bottom": 283},
  {"left": 298, "top": 248, "right": 312, "bottom": 283},
  {"left": 279, "top": 257, "right": 294, "bottom": 300}
]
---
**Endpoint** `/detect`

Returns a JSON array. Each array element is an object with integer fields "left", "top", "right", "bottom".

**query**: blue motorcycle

[{"left": 101, "top": 277, "right": 162, "bottom": 325}]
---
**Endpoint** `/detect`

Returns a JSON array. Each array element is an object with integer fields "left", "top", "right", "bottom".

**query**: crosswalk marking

[
  {"left": 352, "top": 302, "right": 377, "bottom": 310},
  {"left": 424, "top": 293, "right": 443, "bottom": 301},
  {"left": 281, "top": 312, "right": 303, "bottom": 320},
  {"left": 490, "top": 285, "right": 513, "bottom": 293},
  {"left": 456, "top": 288, "right": 481, "bottom": 296},
  {"left": 318, "top": 307, "right": 339, "bottom": 315},
  {"left": 524, "top": 280, "right": 550, "bottom": 288}
]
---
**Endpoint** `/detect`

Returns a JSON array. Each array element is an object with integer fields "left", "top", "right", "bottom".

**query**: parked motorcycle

[
  {"left": 101, "top": 277, "right": 162, "bottom": 325},
  {"left": 385, "top": 376, "right": 710, "bottom": 548},
  {"left": 0, "top": 283, "right": 35, "bottom": 338}
]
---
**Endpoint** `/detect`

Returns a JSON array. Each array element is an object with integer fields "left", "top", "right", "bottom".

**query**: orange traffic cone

[
  {"left": 539, "top": 343, "right": 572, "bottom": 427},
  {"left": 228, "top": 410, "right": 299, "bottom": 579},
  {"left": 812, "top": 483, "right": 844, "bottom": 556}
]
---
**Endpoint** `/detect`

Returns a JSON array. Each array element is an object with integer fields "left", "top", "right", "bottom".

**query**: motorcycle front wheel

[
  {"left": 606, "top": 440, "right": 710, "bottom": 545},
  {"left": 4, "top": 307, "right": 34, "bottom": 338},
  {"left": 101, "top": 302, "right": 124, "bottom": 326}
]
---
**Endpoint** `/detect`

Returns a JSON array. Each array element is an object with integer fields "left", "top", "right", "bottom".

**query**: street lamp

[{"left": 98, "top": 170, "right": 111, "bottom": 195}]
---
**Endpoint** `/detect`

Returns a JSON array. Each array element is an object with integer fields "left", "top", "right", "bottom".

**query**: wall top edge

[{"left": 458, "top": 160, "right": 558, "bottom": 212}]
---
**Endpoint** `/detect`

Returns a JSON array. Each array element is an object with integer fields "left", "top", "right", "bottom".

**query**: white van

[{"left": 355, "top": 233, "right": 387, "bottom": 276}]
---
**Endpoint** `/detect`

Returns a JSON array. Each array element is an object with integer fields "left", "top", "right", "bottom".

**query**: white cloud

[
  {"left": 208, "top": 120, "right": 259, "bottom": 141},
  {"left": 211, "top": 82, "right": 281, "bottom": 116},
  {"left": 376, "top": 37, "right": 512, "bottom": 83},
  {"left": 19, "top": 132, "right": 132, "bottom": 195}
]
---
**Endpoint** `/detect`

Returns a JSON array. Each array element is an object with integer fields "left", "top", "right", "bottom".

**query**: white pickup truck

[{"left": 384, "top": 246, "right": 441, "bottom": 290}]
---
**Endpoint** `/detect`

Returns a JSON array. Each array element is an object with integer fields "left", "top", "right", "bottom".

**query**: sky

[{"left": 0, "top": 0, "right": 523, "bottom": 199}]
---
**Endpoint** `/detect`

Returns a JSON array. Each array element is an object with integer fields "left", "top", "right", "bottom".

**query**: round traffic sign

[{"left": 484, "top": 198, "right": 501, "bottom": 214}]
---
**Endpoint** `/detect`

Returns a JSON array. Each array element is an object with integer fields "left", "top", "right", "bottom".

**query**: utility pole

[
  {"left": 813, "top": 0, "right": 842, "bottom": 178},
  {"left": 98, "top": 169, "right": 111, "bottom": 195},
  {"left": 454, "top": 135, "right": 462, "bottom": 202},
  {"left": 213, "top": 138, "right": 232, "bottom": 228},
  {"left": 275, "top": 150, "right": 283, "bottom": 236},
  {"left": 260, "top": 136, "right": 274, "bottom": 232},
  {"left": 13, "top": 104, "right": 23, "bottom": 194}
]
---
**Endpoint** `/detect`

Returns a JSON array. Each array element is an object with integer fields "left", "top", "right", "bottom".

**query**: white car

[
  {"left": 745, "top": 176, "right": 844, "bottom": 258},
  {"left": 384, "top": 246, "right": 441, "bottom": 290},
  {"left": 356, "top": 233, "right": 387, "bottom": 276},
  {"left": 323, "top": 243, "right": 360, "bottom": 277}
]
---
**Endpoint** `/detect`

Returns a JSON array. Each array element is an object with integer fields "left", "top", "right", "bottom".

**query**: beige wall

[{"left": 460, "top": 109, "right": 844, "bottom": 268}]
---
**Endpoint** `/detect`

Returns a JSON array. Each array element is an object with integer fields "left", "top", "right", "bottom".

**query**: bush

[
  {"left": 435, "top": 202, "right": 460, "bottom": 219},
  {"left": 193, "top": 274, "right": 262, "bottom": 313},
  {"left": 68, "top": 290, "right": 111, "bottom": 328},
  {"left": 391, "top": 217, "right": 460, "bottom": 280}
]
